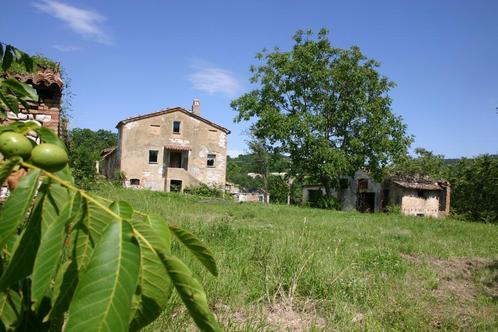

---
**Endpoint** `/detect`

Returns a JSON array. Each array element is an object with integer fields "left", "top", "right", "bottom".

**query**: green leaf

[
  {"left": 39, "top": 182, "right": 68, "bottom": 232},
  {"left": 33, "top": 127, "right": 66, "bottom": 150},
  {"left": 84, "top": 197, "right": 118, "bottom": 244},
  {"left": 0, "top": 92, "right": 19, "bottom": 114},
  {"left": 47, "top": 182, "right": 70, "bottom": 213},
  {"left": 21, "top": 53, "right": 34, "bottom": 72},
  {"left": 49, "top": 259, "right": 79, "bottom": 327},
  {"left": 0, "top": 290, "right": 22, "bottom": 331},
  {"left": 65, "top": 221, "right": 140, "bottom": 332},
  {"left": 142, "top": 215, "right": 171, "bottom": 254},
  {"left": 2, "top": 79, "right": 38, "bottom": 101},
  {"left": 31, "top": 197, "right": 73, "bottom": 309},
  {"left": 0, "top": 169, "right": 40, "bottom": 250},
  {"left": 0, "top": 193, "right": 43, "bottom": 292},
  {"left": 0, "top": 120, "right": 40, "bottom": 135},
  {"left": 169, "top": 225, "right": 218, "bottom": 276},
  {"left": 160, "top": 254, "right": 221, "bottom": 332},
  {"left": 110, "top": 201, "right": 134, "bottom": 220},
  {"left": 2, "top": 45, "right": 13, "bottom": 71},
  {"left": 129, "top": 219, "right": 172, "bottom": 331},
  {"left": 67, "top": 195, "right": 95, "bottom": 274},
  {"left": 0, "top": 157, "right": 21, "bottom": 187}
]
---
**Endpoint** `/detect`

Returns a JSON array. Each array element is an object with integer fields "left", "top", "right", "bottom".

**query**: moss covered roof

[{"left": 6, "top": 55, "right": 60, "bottom": 75}]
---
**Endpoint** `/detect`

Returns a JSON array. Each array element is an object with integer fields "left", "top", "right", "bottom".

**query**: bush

[
  {"left": 386, "top": 205, "right": 401, "bottom": 214},
  {"left": 449, "top": 155, "right": 498, "bottom": 223},
  {"left": 184, "top": 183, "right": 225, "bottom": 198},
  {"left": 308, "top": 190, "right": 340, "bottom": 210}
]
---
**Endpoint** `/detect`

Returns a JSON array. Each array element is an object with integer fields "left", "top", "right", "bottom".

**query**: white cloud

[
  {"left": 53, "top": 44, "right": 81, "bottom": 52},
  {"left": 189, "top": 66, "right": 241, "bottom": 97},
  {"left": 33, "top": 0, "right": 111, "bottom": 44}
]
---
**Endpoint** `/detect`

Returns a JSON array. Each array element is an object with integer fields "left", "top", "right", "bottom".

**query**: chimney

[{"left": 192, "top": 99, "right": 200, "bottom": 116}]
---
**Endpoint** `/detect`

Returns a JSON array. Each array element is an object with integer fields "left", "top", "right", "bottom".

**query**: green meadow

[{"left": 94, "top": 185, "right": 498, "bottom": 331}]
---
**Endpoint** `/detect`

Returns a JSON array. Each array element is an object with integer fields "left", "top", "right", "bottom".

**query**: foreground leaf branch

[{"left": 1, "top": 42, "right": 221, "bottom": 331}]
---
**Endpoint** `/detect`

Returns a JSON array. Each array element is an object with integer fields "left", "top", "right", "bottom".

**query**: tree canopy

[
  {"left": 68, "top": 128, "right": 117, "bottom": 186},
  {"left": 231, "top": 29, "right": 412, "bottom": 195}
]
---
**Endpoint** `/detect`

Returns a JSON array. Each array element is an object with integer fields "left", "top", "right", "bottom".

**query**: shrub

[
  {"left": 184, "top": 183, "right": 225, "bottom": 198},
  {"left": 308, "top": 190, "right": 341, "bottom": 210}
]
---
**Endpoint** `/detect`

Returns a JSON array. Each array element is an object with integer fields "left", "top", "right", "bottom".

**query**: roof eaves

[{"left": 116, "top": 107, "right": 231, "bottom": 134}]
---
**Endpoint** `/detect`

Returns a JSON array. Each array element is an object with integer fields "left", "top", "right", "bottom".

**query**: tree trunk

[{"left": 320, "top": 176, "right": 334, "bottom": 197}]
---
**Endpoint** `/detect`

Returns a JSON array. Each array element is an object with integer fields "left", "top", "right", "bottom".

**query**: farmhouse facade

[
  {"left": 102, "top": 100, "right": 230, "bottom": 192},
  {"left": 302, "top": 172, "right": 450, "bottom": 218}
]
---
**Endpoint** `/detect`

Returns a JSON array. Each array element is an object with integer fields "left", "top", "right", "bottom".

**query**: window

[
  {"left": 148, "top": 150, "right": 158, "bottom": 164},
  {"left": 339, "top": 178, "right": 349, "bottom": 189},
  {"left": 173, "top": 121, "right": 181, "bottom": 133},
  {"left": 170, "top": 180, "right": 182, "bottom": 192},
  {"left": 358, "top": 178, "right": 368, "bottom": 191},
  {"left": 207, "top": 154, "right": 216, "bottom": 167},
  {"left": 130, "top": 179, "right": 140, "bottom": 185}
]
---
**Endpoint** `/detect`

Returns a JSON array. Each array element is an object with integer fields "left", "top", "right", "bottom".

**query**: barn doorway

[{"left": 357, "top": 192, "right": 375, "bottom": 213}]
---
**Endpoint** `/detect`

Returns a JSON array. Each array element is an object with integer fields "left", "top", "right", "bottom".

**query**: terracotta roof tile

[{"left": 6, "top": 69, "right": 64, "bottom": 89}]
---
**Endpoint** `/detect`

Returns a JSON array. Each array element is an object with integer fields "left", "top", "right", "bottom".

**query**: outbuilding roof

[
  {"left": 392, "top": 180, "right": 442, "bottom": 191},
  {"left": 116, "top": 107, "right": 230, "bottom": 134},
  {"left": 3, "top": 69, "right": 64, "bottom": 89}
]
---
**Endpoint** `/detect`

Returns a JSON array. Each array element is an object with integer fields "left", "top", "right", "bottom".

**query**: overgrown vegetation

[
  {"left": 94, "top": 185, "right": 498, "bottom": 331},
  {"left": 184, "top": 183, "right": 225, "bottom": 198},
  {"left": 5, "top": 55, "right": 60, "bottom": 74},
  {"left": 68, "top": 128, "right": 117, "bottom": 188},
  {"left": 227, "top": 151, "right": 302, "bottom": 204}
]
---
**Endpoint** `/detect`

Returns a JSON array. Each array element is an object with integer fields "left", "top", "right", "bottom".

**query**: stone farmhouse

[
  {"left": 302, "top": 171, "right": 450, "bottom": 218},
  {"left": 101, "top": 100, "right": 230, "bottom": 192}
]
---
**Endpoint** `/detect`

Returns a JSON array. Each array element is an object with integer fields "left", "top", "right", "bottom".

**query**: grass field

[{"left": 94, "top": 184, "right": 498, "bottom": 331}]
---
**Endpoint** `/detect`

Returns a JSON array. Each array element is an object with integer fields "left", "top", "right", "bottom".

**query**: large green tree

[
  {"left": 68, "top": 128, "right": 117, "bottom": 186},
  {"left": 231, "top": 29, "right": 412, "bottom": 196}
]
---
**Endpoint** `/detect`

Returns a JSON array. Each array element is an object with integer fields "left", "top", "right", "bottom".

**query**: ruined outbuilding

[
  {"left": 384, "top": 175, "right": 450, "bottom": 218},
  {"left": 102, "top": 100, "right": 230, "bottom": 192},
  {"left": 1, "top": 69, "right": 64, "bottom": 134},
  {"left": 302, "top": 172, "right": 450, "bottom": 218}
]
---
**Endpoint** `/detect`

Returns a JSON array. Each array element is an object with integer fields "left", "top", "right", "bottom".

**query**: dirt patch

[
  {"left": 402, "top": 254, "right": 498, "bottom": 328},
  {"left": 215, "top": 299, "right": 326, "bottom": 331},
  {"left": 265, "top": 300, "right": 326, "bottom": 331},
  {"left": 402, "top": 254, "right": 496, "bottom": 301}
]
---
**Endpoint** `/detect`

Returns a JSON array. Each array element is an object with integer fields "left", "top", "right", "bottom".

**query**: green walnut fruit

[
  {"left": 0, "top": 131, "right": 33, "bottom": 159},
  {"left": 31, "top": 143, "right": 69, "bottom": 172}
]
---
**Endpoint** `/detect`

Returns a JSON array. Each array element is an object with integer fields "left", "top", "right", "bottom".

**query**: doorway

[{"left": 357, "top": 192, "right": 375, "bottom": 213}]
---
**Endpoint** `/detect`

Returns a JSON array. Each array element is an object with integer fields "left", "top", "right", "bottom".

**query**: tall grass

[{"left": 93, "top": 184, "right": 498, "bottom": 331}]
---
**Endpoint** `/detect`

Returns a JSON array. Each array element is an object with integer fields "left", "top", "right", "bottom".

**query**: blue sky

[{"left": 3, "top": 0, "right": 498, "bottom": 158}]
